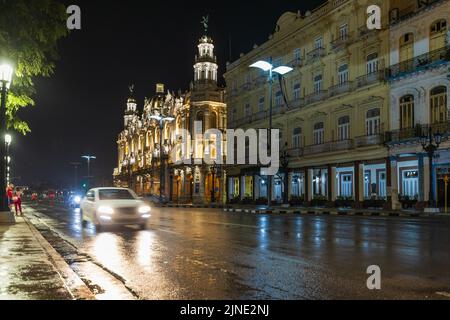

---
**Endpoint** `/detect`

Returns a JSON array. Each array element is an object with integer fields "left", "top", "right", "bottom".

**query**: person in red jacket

[
  {"left": 13, "top": 188, "right": 23, "bottom": 216},
  {"left": 6, "top": 183, "right": 14, "bottom": 209}
]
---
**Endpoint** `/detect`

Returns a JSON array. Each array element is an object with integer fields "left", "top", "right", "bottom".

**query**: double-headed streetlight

[
  {"left": 250, "top": 59, "right": 293, "bottom": 207},
  {"left": 149, "top": 113, "right": 174, "bottom": 203},
  {"left": 420, "top": 128, "right": 443, "bottom": 209},
  {"left": 0, "top": 61, "right": 13, "bottom": 212},
  {"left": 82, "top": 155, "right": 96, "bottom": 190}
]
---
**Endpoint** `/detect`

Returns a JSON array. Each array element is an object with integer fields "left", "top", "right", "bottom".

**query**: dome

[{"left": 276, "top": 12, "right": 297, "bottom": 32}]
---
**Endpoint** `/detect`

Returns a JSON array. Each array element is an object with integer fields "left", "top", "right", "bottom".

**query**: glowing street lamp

[
  {"left": 0, "top": 61, "right": 13, "bottom": 213},
  {"left": 250, "top": 59, "right": 293, "bottom": 207}
]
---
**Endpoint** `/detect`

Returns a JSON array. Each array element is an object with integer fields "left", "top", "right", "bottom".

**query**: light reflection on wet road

[{"left": 27, "top": 203, "right": 450, "bottom": 299}]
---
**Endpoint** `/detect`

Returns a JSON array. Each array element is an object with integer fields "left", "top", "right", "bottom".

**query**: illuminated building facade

[{"left": 114, "top": 34, "right": 227, "bottom": 204}]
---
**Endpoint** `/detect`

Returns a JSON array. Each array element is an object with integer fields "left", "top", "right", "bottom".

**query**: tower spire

[
  {"left": 124, "top": 84, "right": 137, "bottom": 127},
  {"left": 193, "top": 16, "right": 218, "bottom": 87}
]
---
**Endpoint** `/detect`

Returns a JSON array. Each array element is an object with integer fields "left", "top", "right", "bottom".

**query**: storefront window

[{"left": 402, "top": 170, "right": 419, "bottom": 198}]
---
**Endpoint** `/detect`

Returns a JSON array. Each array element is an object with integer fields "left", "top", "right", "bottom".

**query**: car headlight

[
  {"left": 138, "top": 206, "right": 151, "bottom": 214},
  {"left": 74, "top": 196, "right": 81, "bottom": 204},
  {"left": 98, "top": 206, "right": 114, "bottom": 214}
]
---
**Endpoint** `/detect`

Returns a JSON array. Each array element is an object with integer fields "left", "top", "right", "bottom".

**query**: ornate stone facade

[{"left": 113, "top": 34, "right": 227, "bottom": 204}]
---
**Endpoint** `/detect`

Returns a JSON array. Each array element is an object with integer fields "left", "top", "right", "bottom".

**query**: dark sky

[{"left": 13, "top": 0, "right": 324, "bottom": 188}]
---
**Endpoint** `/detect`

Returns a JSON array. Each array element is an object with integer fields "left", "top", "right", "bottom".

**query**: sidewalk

[
  {"left": 0, "top": 216, "right": 94, "bottom": 300},
  {"left": 223, "top": 205, "right": 450, "bottom": 217}
]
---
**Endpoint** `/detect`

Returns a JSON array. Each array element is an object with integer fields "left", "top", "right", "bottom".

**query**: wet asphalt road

[{"left": 25, "top": 202, "right": 450, "bottom": 300}]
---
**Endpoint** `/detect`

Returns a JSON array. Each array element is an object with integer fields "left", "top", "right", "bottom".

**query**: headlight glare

[{"left": 138, "top": 206, "right": 151, "bottom": 214}]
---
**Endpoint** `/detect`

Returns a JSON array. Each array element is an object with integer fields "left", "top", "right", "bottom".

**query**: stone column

[
  {"left": 307, "top": 168, "right": 313, "bottom": 202},
  {"left": 331, "top": 166, "right": 337, "bottom": 201},
  {"left": 423, "top": 156, "right": 430, "bottom": 202},
  {"left": 390, "top": 157, "right": 401, "bottom": 210},
  {"left": 240, "top": 176, "right": 245, "bottom": 200},
  {"left": 418, "top": 153, "right": 425, "bottom": 202},
  {"left": 354, "top": 161, "right": 364, "bottom": 208}
]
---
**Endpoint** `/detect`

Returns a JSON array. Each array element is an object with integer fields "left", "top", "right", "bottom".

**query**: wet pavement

[
  {"left": 0, "top": 217, "right": 73, "bottom": 300},
  {"left": 20, "top": 203, "right": 450, "bottom": 299}
]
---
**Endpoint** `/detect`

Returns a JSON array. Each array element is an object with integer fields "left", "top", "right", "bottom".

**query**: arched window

[
  {"left": 313, "top": 122, "right": 324, "bottom": 145},
  {"left": 430, "top": 19, "right": 447, "bottom": 51},
  {"left": 196, "top": 111, "right": 205, "bottom": 132},
  {"left": 210, "top": 111, "right": 217, "bottom": 129},
  {"left": 430, "top": 86, "right": 447, "bottom": 124},
  {"left": 338, "top": 116, "right": 350, "bottom": 140},
  {"left": 366, "top": 108, "right": 381, "bottom": 135},
  {"left": 399, "top": 33, "right": 414, "bottom": 65},
  {"left": 400, "top": 95, "right": 415, "bottom": 129}
]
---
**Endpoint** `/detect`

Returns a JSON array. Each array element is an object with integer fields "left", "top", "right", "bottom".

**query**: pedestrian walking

[
  {"left": 31, "top": 192, "right": 38, "bottom": 205},
  {"left": 13, "top": 187, "right": 23, "bottom": 216},
  {"left": 6, "top": 183, "right": 14, "bottom": 209}
]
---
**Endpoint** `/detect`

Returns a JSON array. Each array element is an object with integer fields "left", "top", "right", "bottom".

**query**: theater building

[{"left": 113, "top": 33, "right": 227, "bottom": 204}]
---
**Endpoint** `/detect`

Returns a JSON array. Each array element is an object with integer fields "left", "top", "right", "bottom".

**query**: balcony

[
  {"left": 253, "top": 110, "right": 267, "bottom": 122},
  {"left": 304, "top": 143, "right": 331, "bottom": 155},
  {"left": 288, "top": 148, "right": 304, "bottom": 158},
  {"left": 331, "top": 139, "right": 354, "bottom": 152},
  {"left": 355, "top": 134, "right": 384, "bottom": 148},
  {"left": 253, "top": 75, "right": 267, "bottom": 88},
  {"left": 387, "top": 122, "right": 450, "bottom": 144},
  {"left": 355, "top": 70, "right": 386, "bottom": 89},
  {"left": 305, "top": 90, "right": 328, "bottom": 105},
  {"left": 306, "top": 47, "right": 326, "bottom": 64},
  {"left": 390, "top": 0, "right": 447, "bottom": 26},
  {"left": 358, "top": 25, "right": 378, "bottom": 39},
  {"left": 286, "top": 58, "right": 303, "bottom": 68},
  {"left": 330, "top": 33, "right": 353, "bottom": 52},
  {"left": 388, "top": 46, "right": 450, "bottom": 80},
  {"left": 328, "top": 81, "right": 353, "bottom": 97},
  {"left": 287, "top": 98, "right": 305, "bottom": 111}
]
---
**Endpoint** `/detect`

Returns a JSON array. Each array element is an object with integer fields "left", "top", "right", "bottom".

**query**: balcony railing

[
  {"left": 286, "top": 58, "right": 303, "bottom": 68},
  {"left": 287, "top": 98, "right": 305, "bottom": 111},
  {"left": 330, "top": 33, "right": 353, "bottom": 51},
  {"left": 389, "top": 0, "right": 447, "bottom": 26},
  {"left": 386, "top": 122, "right": 450, "bottom": 143},
  {"left": 331, "top": 139, "right": 354, "bottom": 152},
  {"left": 306, "top": 47, "right": 326, "bottom": 64},
  {"left": 329, "top": 81, "right": 353, "bottom": 97},
  {"left": 305, "top": 90, "right": 328, "bottom": 105},
  {"left": 355, "top": 134, "right": 384, "bottom": 148},
  {"left": 253, "top": 75, "right": 267, "bottom": 88},
  {"left": 358, "top": 25, "right": 378, "bottom": 38},
  {"left": 388, "top": 46, "right": 450, "bottom": 80},
  {"left": 304, "top": 143, "right": 331, "bottom": 155},
  {"left": 356, "top": 70, "right": 386, "bottom": 88},
  {"left": 288, "top": 148, "right": 304, "bottom": 158}
]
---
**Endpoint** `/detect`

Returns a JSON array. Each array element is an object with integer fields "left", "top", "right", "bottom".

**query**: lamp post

[
  {"left": 420, "top": 128, "right": 442, "bottom": 209},
  {"left": 250, "top": 60, "right": 293, "bottom": 207},
  {"left": 280, "top": 143, "right": 290, "bottom": 206},
  {"left": 210, "top": 161, "right": 219, "bottom": 204},
  {"left": 81, "top": 155, "right": 96, "bottom": 190},
  {"left": 150, "top": 114, "right": 174, "bottom": 204},
  {"left": 0, "top": 62, "right": 13, "bottom": 213},
  {"left": 5, "top": 134, "right": 11, "bottom": 186}
]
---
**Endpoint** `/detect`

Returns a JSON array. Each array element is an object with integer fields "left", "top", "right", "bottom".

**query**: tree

[{"left": 0, "top": 0, "right": 68, "bottom": 134}]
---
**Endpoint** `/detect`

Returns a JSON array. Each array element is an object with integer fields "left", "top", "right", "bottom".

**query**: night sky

[{"left": 13, "top": 0, "right": 324, "bottom": 188}]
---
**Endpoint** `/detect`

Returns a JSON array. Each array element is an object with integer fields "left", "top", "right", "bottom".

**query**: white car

[{"left": 80, "top": 188, "right": 151, "bottom": 229}]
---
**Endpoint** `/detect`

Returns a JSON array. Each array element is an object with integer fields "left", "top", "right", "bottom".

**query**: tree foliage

[{"left": 0, "top": 0, "right": 68, "bottom": 134}]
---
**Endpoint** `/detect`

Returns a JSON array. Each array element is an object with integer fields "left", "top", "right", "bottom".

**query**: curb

[
  {"left": 222, "top": 208, "right": 437, "bottom": 218},
  {"left": 23, "top": 216, "right": 95, "bottom": 300}
]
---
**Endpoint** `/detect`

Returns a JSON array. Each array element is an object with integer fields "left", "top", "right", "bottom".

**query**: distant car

[
  {"left": 80, "top": 188, "right": 151, "bottom": 230},
  {"left": 68, "top": 194, "right": 83, "bottom": 208}
]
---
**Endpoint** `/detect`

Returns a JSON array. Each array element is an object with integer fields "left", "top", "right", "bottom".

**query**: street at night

[
  {"left": 14, "top": 203, "right": 450, "bottom": 300},
  {"left": 2, "top": 0, "right": 450, "bottom": 310}
]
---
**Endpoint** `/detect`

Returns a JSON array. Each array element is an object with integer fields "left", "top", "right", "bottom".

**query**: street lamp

[
  {"left": 420, "top": 128, "right": 442, "bottom": 209},
  {"left": 210, "top": 161, "right": 220, "bottom": 204},
  {"left": 280, "top": 143, "right": 290, "bottom": 206},
  {"left": 250, "top": 59, "right": 293, "bottom": 207},
  {"left": 149, "top": 113, "right": 174, "bottom": 204},
  {"left": 0, "top": 61, "right": 13, "bottom": 213},
  {"left": 82, "top": 155, "right": 96, "bottom": 190}
]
